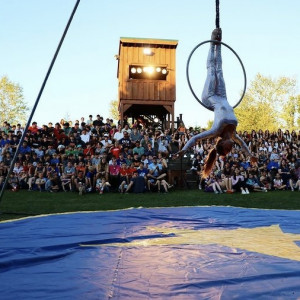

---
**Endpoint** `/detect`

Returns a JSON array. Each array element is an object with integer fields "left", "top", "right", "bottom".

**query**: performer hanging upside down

[{"left": 175, "top": 28, "right": 256, "bottom": 178}]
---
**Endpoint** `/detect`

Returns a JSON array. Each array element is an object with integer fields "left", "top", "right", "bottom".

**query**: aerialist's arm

[
  {"left": 232, "top": 133, "right": 252, "bottom": 157},
  {"left": 174, "top": 128, "right": 217, "bottom": 158}
]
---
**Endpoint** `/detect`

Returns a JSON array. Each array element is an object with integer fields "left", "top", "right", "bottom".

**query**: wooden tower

[{"left": 117, "top": 37, "right": 178, "bottom": 129}]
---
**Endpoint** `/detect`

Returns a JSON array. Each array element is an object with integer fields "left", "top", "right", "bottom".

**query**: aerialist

[{"left": 174, "top": 28, "right": 256, "bottom": 178}]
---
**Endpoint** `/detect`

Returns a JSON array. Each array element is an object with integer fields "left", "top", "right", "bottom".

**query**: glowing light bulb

[
  {"left": 148, "top": 66, "right": 154, "bottom": 74},
  {"left": 143, "top": 48, "right": 152, "bottom": 55}
]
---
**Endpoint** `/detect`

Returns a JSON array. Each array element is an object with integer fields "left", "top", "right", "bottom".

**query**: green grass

[{"left": 0, "top": 189, "right": 299, "bottom": 222}]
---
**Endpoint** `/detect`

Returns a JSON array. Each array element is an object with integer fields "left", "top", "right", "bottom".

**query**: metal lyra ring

[{"left": 186, "top": 40, "right": 247, "bottom": 111}]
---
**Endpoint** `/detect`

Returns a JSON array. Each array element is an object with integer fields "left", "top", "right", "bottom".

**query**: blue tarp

[{"left": 0, "top": 206, "right": 300, "bottom": 299}]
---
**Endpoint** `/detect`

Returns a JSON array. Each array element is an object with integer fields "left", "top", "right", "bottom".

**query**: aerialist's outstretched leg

[
  {"left": 201, "top": 43, "right": 216, "bottom": 108},
  {"left": 215, "top": 44, "right": 227, "bottom": 98}
]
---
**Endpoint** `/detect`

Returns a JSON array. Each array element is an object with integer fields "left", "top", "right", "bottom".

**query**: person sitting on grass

[
  {"left": 118, "top": 163, "right": 131, "bottom": 193},
  {"left": 231, "top": 168, "right": 249, "bottom": 194},
  {"left": 96, "top": 177, "right": 111, "bottom": 194},
  {"left": 74, "top": 171, "right": 87, "bottom": 195},
  {"left": 125, "top": 171, "right": 146, "bottom": 193},
  {"left": 8, "top": 172, "right": 19, "bottom": 192},
  {"left": 108, "top": 157, "right": 121, "bottom": 191},
  {"left": 63, "top": 161, "right": 76, "bottom": 190},
  {"left": 273, "top": 173, "right": 286, "bottom": 190},
  {"left": 35, "top": 172, "right": 47, "bottom": 192},
  {"left": 204, "top": 173, "right": 223, "bottom": 194},
  {"left": 61, "top": 173, "right": 72, "bottom": 192},
  {"left": 246, "top": 173, "right": 267, "bottom": 192},
  {"left": 218, "top": 173, "right": 232, "bottom": 193},
  {"left": 289, "top": 165, "right": 300, "bottom": 191}
]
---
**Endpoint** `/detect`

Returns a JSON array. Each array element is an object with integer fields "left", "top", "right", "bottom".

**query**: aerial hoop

[{"left": 186, "top": 40, "right": 247, "bottom": 111}]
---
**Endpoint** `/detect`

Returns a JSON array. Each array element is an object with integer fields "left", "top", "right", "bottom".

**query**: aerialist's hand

[
  {"left": 211, "top": 28, "right": 222, "bottom": 42},
  {"left": 172, "top": 150, "right": 186, "bottom": 160}
]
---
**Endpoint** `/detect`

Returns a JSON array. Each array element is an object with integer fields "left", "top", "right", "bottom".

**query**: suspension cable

[{"left": 216, "top": 0, "right": 220, "bottom": 28}]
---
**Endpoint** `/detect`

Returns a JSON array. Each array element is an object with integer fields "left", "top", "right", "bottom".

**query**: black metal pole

[
  {"left": 216, "top": 0, "right": 220, "bottom": 28},
  {"left": 0, "top": 0, "right": 81, "bottom": 204}
]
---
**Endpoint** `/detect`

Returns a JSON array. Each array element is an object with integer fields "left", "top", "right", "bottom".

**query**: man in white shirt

[{"left": 80, "top": 129, "right": 91, "bottom": 144}]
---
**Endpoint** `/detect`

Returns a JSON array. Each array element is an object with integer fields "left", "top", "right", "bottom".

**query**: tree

[
  {"left": 235, "top": 73, "right": 298, "bottom": 131},
  {"left": 0, "top": 76, "right": 29, "bottom": 125},
  {"left": 206, "top": 119, "right": 213, "bottom": 130},
  {"left": 109, "top": 99, "right": 119, "bottom": 121},
  {"left": 280, "top": 95, "right": 300, "bottom": 130}
]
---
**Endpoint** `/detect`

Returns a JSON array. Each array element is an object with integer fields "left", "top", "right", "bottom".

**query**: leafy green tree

[
  {"left": 206, "top": 119, "right": 213, "bottom": 130},
  {"left": 109, "top": 99, "right": 119, "bottom": 121},
  {"left": 0, "top": 76, "right": 29, "bottom": 125},
  {"left": 280, "top": 95, "right": 300, "bottom": 130},
  {"left": 235, "top": 73, "right": 298, "bottom": 131}
]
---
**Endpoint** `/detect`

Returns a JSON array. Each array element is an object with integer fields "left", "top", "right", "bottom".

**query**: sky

[{"left": 1, "top": 0, "right": 300, "bottom": 128}]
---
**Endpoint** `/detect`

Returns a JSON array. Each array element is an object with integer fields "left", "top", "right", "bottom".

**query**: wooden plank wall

[{"left": 119, "top": 44, "right": 176, "bottom": 102}]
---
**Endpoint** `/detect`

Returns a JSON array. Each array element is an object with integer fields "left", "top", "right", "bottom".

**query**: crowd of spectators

[{"left": 0, "top": 115, "right": 300, "bottom": 195}]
